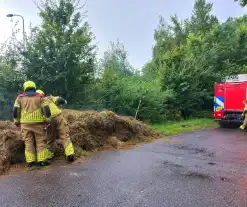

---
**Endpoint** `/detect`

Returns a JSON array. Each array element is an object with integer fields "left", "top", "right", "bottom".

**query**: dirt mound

[{"left": 0, "top": 110, "right": 158, "bottom": 174}]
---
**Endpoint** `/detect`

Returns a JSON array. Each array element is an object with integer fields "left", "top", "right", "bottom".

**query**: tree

[
  {"left": 99, "top": 41, "right": 134, "bottom": 77},
  {"left": 2, "top": 0, "right": 247, "bottom": 123},
  {"left": 0, "top": 60, "right": 24, "bottom": 119},
  {"left": 235, "top": 0, "right": 247, "bottom": 7},
  {"left": 189, "top": 0, "right": 218, "bottom": 34},
  {"left": 92, "top": 41, "right": 134, "bottom": 112},
  {"left": 24, "top": 0, "right": 96, "bottom": 102},
  {"left": 143, "top": 0, "right": 247, "bottom": 119},
  {"left": 170, "top": 15, "right": 187, "bottom": 45}
]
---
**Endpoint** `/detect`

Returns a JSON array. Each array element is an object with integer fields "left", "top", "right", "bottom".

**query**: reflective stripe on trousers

[
  {"left": 65, "top": 142, "right": 75, "bottom": 156},
  {"left": 25, "top": 151, "right": 36, "bottom": 163},
  {"left": 37, "top": 149, "right": 52, "bottom": 162}
]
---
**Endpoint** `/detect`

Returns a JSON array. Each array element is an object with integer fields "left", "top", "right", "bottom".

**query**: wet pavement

[{"left": 1, "top": 128, "right": 247, "bottom": 207}]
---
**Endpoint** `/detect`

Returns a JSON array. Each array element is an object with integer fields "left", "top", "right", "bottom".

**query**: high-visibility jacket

[
  {"left": 13, "top": 92, "right": 51, "bottom": 124},
  {"left": 45, "top": 96, "right": 66, "bottom": 118},
  {"left": 242, "top": 107, "right": 247, "bottom": 117}
]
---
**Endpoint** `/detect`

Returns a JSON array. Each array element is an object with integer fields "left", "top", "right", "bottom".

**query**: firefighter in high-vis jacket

[
  {"left": 13, "top": 81, "right": 52, "bottom": 167},
  {"left": 240, "top": 100, "right": 247, "bottom": 130},
  {"left": 36, "top": 90, "right": 75, "bottom": 162}
]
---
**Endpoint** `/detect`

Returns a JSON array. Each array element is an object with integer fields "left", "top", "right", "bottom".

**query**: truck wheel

[{"left": 219, "top": 121, "right": 227, "bottom": 128}]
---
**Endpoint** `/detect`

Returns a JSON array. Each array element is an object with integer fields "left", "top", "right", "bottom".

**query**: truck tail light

[{"left": 213, "top": 111, "right": 224, "bottom": 119}]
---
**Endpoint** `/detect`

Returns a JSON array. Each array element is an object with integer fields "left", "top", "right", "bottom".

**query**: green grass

[{"left": 151, "top": 118, "right": 217, "bottom": 136}]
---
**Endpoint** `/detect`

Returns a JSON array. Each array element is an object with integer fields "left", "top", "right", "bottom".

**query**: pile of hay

[
  {"left": 0, "top": 110, "right": 158, "bottom": 174},
  {"left": 0, "top": 121, "right": 24, "bottom": 173}
]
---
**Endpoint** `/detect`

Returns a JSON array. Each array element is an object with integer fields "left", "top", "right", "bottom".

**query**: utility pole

[{"left": 6, "top": 14, "right": 26, "bottom": 51}]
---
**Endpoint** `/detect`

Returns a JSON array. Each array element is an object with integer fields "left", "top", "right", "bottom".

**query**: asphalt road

[{"left": 1, "top": 128, "right": 247, "bottom": 207}]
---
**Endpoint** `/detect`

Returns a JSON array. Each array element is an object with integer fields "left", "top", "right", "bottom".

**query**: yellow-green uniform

[
  {"left": 13, "top": 92, "right": 52, "bottom": 163},
  {"left": 45, "top": 95, "right": 74, "bottom": 158},
  {"left": 240, "top": 107, "right": 247, "bottom": 130}
]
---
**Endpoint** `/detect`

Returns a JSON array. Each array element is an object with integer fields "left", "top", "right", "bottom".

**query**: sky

[{"left": 0, "top": 0, "right": 247, "bottom": 69}]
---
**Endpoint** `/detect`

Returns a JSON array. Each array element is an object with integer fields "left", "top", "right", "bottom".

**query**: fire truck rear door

[{"left": 224, "top": 85, "right": 246, "bottom": 111}]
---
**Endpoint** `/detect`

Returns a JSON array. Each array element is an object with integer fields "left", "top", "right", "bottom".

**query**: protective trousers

[
  {"left": 241, "top": 114, "right": 247, "bottom": 129},
  {"left": 21, "top": 124, "right": 50, "bottom": 163},
  {"left": 47, "top": 114, "right": 74, "bottom": 157}
]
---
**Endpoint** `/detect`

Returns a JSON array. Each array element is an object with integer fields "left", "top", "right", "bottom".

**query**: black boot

[
  {"left": 67, "top": 154, "right": 75, "bottom": 162},
  {"left": 37, "top": 160, "right": 50, "bottom": 167},
  {"left": 27, "top": 162, "right": 36, "bottom": 168}
]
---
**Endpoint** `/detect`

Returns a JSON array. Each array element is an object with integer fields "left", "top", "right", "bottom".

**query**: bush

[{"left": 89, "top": 75, "right": 173, "bottom": 123}]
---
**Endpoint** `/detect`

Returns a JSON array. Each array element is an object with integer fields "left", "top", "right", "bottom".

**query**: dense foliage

[
  {"left": 0, "top": 0, "right": 247, "bottom": 122},
  {"left": 235, "top": 0, "right": 247, "bottom": 7}
]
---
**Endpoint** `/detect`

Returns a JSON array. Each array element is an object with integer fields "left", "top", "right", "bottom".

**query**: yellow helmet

[
  {"left": 23, "top": 81, "right": 36, "bottom": 92},
  {"left": 36, "top": 89, "right": 44, "bottom": 95}
]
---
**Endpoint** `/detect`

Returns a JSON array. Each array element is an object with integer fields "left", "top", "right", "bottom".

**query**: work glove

[{"left": 57, "top": 97, "right": 67, "bottom": 105}]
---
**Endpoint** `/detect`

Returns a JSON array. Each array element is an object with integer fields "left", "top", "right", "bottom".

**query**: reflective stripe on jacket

[
  {"left": 13, "top": 92, "right": 51, "bottom": 124},
  {"left": 46, "top": 96, "right": 62, "bottom": 118}
]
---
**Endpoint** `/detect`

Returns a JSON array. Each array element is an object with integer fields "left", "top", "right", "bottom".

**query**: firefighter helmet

[
  {"left": 36, "top": 89, "right": 44, "bottom": 95},
  {"left": 23, "top": 81, "right": 36, "bottom": 92}
]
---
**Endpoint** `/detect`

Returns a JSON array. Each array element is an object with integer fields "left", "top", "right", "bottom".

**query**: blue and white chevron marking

[{"left": 214, "top": 96, "right": 224, "bottom": 111}]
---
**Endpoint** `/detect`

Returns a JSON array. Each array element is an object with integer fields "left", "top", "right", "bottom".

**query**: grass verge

[{"left": 150, "top": 118, "right": 217, "bottom": 136}]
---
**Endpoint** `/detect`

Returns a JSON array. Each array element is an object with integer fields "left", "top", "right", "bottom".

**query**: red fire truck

[{"left": 213, "top": 74, "right": 247, "bottom": 127}]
